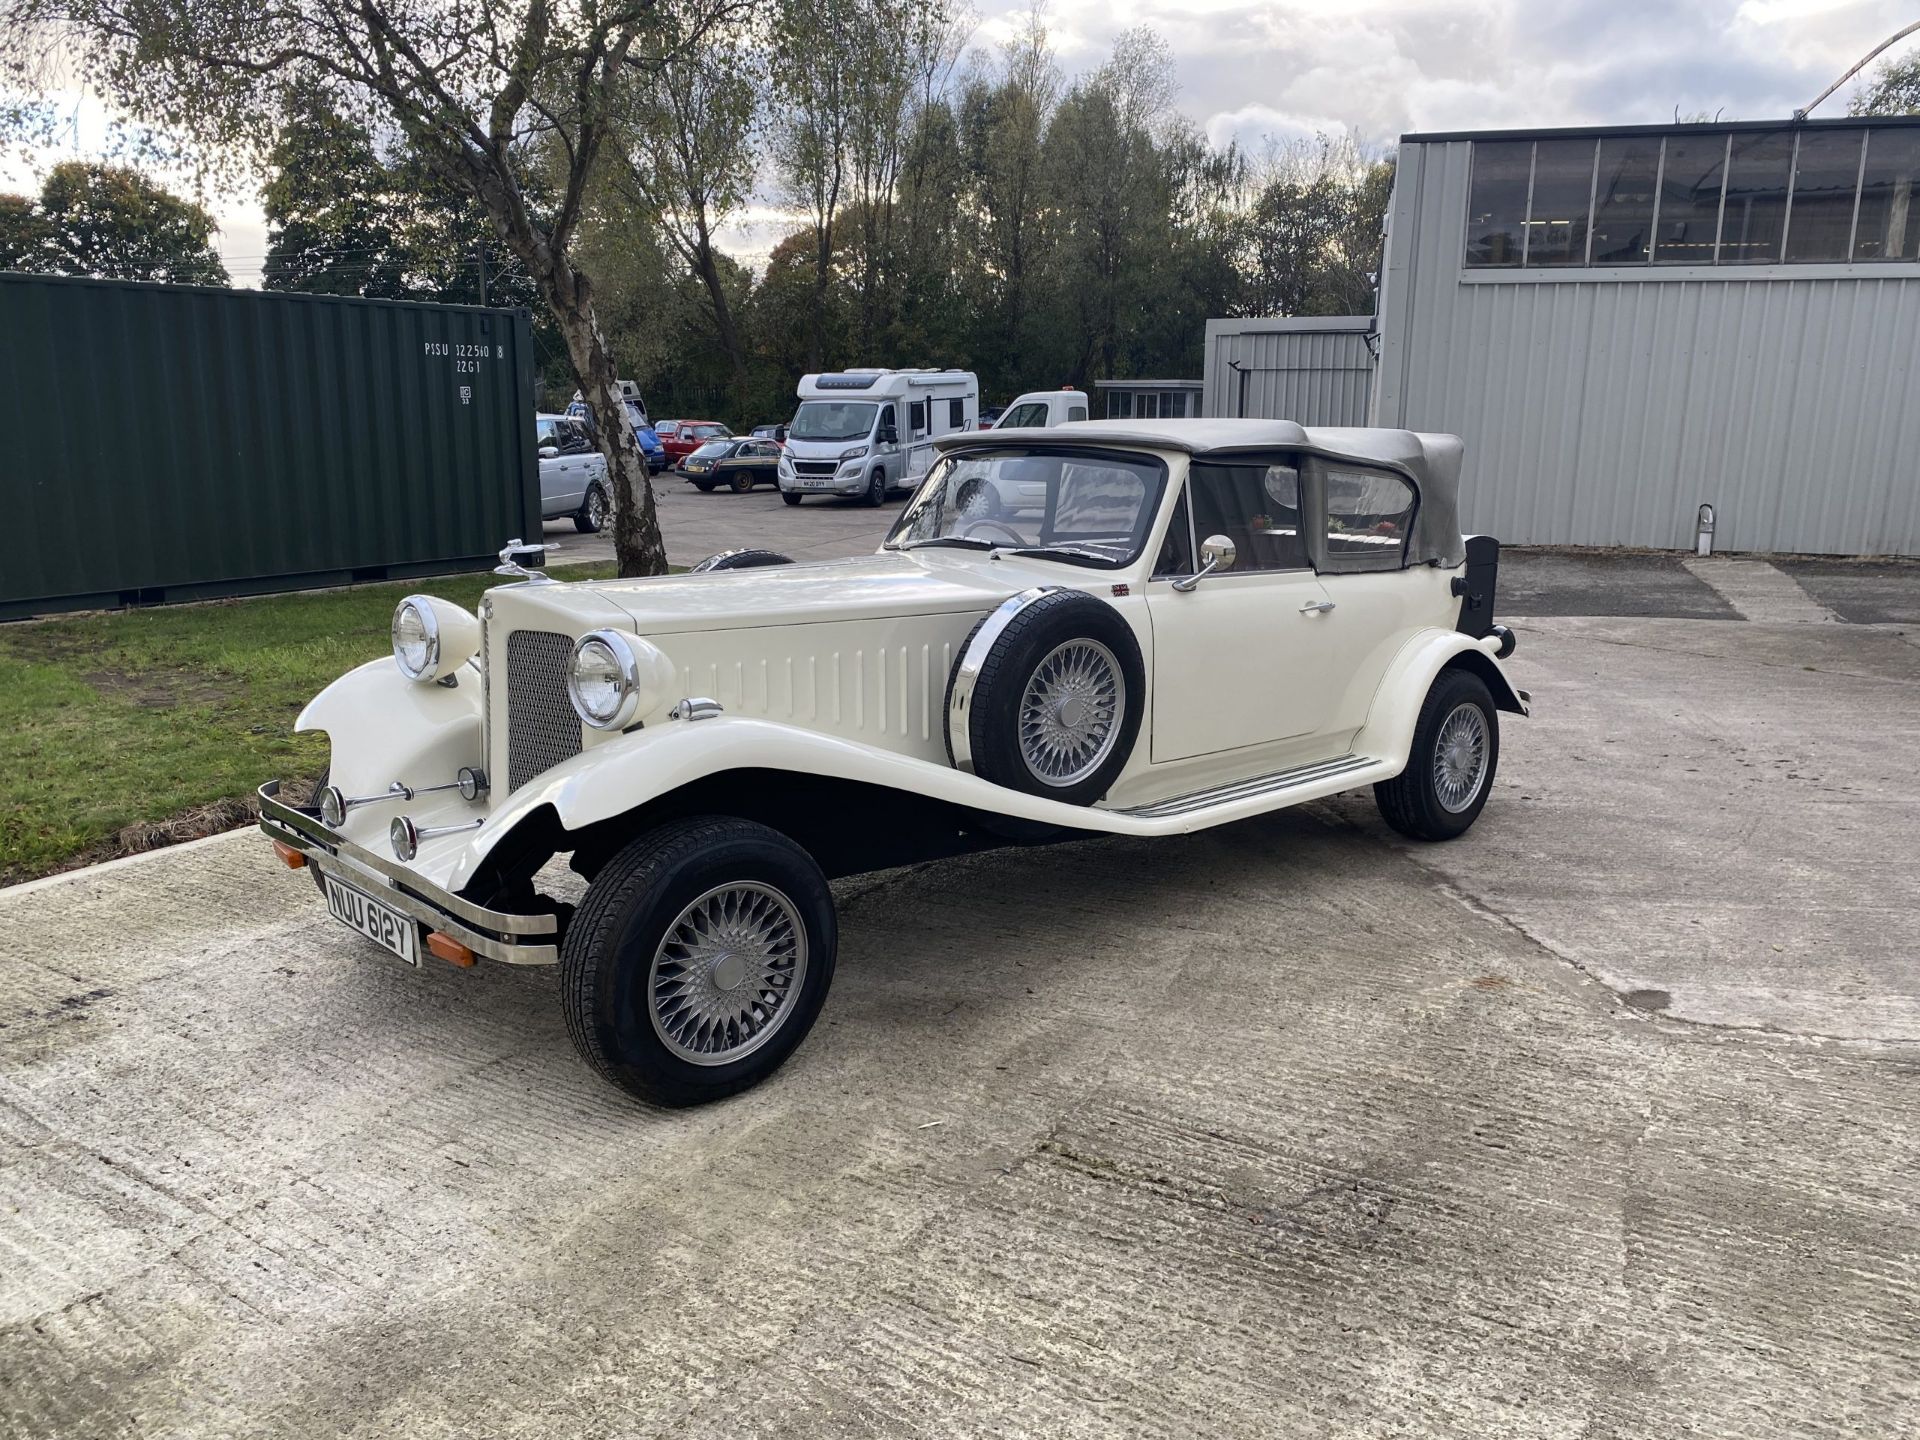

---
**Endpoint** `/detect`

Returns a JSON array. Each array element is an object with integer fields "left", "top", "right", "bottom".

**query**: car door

[
  {"left": 536, "top": 418, "right": 567, "bottom": 516},
  {"left": 554, "top": 420, "right": 593, "bottom": 508},
  {"left": 1144, "top": 457, "right": 1340, "bottom": 764}
]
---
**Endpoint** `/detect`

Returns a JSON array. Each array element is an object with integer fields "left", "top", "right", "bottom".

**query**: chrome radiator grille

[{"left": 505, "top": 630, "right": 583, "bottom": 790}]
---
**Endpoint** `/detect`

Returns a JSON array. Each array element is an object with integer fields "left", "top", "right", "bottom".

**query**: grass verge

[{"left": 0, "top": 564, "right": 615, "bottom": 887}]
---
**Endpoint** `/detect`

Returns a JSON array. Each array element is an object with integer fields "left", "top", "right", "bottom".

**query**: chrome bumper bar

[{"left": 257, "top": 781, "right": 559, "bottom": 965}]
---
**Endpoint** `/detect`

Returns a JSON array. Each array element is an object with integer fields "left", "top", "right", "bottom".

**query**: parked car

[
  {"left": 989, "top": 388, "right": 1089, "bottom": 430},
  {"left": 566, "top": 396, "right": 667, "bottom": 474},
  {"left": 748, "top": 424, "right": 787, "bottom": 446},
  {"left": 683, "top": 437, "right": 784, "bottom": 493},
  {"left": 260, "top": 419, "right": 1525, "bottom": 1109},
  {"left": 660, "top": 420, "right": 732, "bottom": 466},
  {"left": 978, "top": 405, "right": 1005, "bottom": 429},
  {"left": 535, "top": 413, "right": 611, "bottom": 533}
]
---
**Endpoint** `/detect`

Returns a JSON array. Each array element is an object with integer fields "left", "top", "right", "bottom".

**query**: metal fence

[
  {"left": 1, "top": 274, "right": 540, "bottom": 619},
  {"left": 1201, "top": 317, "right": 1376, "bottom": 427}
]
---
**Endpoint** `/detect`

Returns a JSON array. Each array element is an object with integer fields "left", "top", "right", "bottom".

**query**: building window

[
  {"left": 1465, "top": 124, "right": 1920, "bottom": 270},
  {"left": 1526, "top": 138, "right": 1597, "bottom": 264},
  {"left": 1464, "top": 139, "right": 1532, "bottom": 265},
  {"left": 1785, "top": 129, "right": 1863, "bottom": 263},
  {"left": 1653, "top": 132, "right": 1727, "bottom": 264},
  {"left": 1856, "top": 127, "right": 1920, "bottom": 261},
  {"left": 1108, "top": 391, "right": 1133, "bottom": 419},
  {"left": 1720, "top": 130, "right": 1793, "bottom": 263}
]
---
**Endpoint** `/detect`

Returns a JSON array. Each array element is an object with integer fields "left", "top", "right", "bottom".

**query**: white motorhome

[{"left": 777, "top": 368, "right": 978, "bottom": 506}]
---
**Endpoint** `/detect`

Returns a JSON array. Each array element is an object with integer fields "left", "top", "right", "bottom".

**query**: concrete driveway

[{"left": 4, "top": 572, "right": 1920, "bottom": 1435}]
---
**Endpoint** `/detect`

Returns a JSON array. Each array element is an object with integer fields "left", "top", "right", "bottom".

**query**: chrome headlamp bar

[{"left": 318, "top": 767, "right": 489, "bottom": 828}]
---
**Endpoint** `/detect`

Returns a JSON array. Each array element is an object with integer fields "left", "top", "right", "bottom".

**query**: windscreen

[
  {"left": 886, "top": 448, "right": 1166, "bottom": 569},
  {"left": 789, "top": 401, "right": 877, "bottom": 442},
  {"left": 689, "top": 439, "right": 732, "bottom": 460}
]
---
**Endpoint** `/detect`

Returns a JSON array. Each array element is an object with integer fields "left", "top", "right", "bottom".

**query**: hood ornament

[{"left": 494, "top": 539, "right": 555, "bottom": 584}]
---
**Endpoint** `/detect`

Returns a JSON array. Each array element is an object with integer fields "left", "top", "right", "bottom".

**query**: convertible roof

[{"left": 935, "top": 419, "right": 1467, "bottom": 568}]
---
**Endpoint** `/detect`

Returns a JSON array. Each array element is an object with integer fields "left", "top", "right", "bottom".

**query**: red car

[{"left": 656, "top": 419, "right": 733, "bottom": 467}]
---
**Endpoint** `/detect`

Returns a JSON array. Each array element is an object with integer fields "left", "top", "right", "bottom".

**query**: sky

[{"left": 4, "top": 0, "right": 1916, "bottom": 283}]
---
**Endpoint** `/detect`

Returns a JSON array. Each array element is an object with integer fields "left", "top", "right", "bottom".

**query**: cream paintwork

[{"left": 292, "top": 439, "right": 1526, "bottom": 922}]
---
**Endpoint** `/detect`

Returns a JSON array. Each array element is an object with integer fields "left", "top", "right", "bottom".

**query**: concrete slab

[
  {"left": 1682, "top": 557, "right": 1841, "bottom": 624},
  {"left": 3, "top": 619, "right": 1917, "bottom": 1436},
  {"left": 542, "top": 477, "right": 903, "bottom": 571},
  {"left": 1775, "top": 556, "right": 1920, "bottom": 626},
  {"left": 1492, "top": 550, "right": 1739, "bottom": 621}
]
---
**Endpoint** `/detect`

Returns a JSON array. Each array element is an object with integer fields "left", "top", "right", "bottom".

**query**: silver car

[{"left": 537, "top": 414, "right": 610, "bottom": 534}]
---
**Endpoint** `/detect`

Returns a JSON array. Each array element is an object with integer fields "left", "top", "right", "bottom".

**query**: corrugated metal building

[
  {"left": 1202, "top": 317, "right": 1375, "bottom": 426},
  {"left": 1373, "top": 116, "right": 1920, "bottom": 556}
]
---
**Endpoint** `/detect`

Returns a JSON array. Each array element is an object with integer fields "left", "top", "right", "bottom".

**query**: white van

[
  {"left": 989, "top": 387, "right": 1089, "bottom": 430},
  {"left": 778, "top": 368, "right": 978, "bottom": 506}
]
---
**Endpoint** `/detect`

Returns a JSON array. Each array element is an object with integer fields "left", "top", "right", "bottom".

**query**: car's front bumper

[{"left": 257, "top": 781, "right": 560, "bottom": 965}]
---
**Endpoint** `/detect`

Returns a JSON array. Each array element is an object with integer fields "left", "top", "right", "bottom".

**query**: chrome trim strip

[
  {"left": 1115, "top": 754, "right": 1377, "bottom": 820},
  {"left": 945, "top": 586, "right": 1064, "bottom": 774},
  {"left": 258, "top": 782, "right": 559, "bottom": 963}
]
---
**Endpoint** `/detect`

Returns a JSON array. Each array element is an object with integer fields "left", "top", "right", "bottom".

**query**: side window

[
  {"left": 1068, "top": 405, "right": 1088, "bottom": 422},
  {"left": 1185, "top": 460, "right": 1308, "bottom": 573},
  {"left": 536, "top": 418, "right": 556, "bottom": 448},
  {"left": 1003, "top": 402, "right": 1047, "bottom": 428},
  {"left": 1153, "top": 488, "right": 1195, "bottom": 578},
  {"left": 948, "top": 398, "right": 965, "bottom": 429},
  {"left": 1320, "top": 464, "right": 1416, "bottom": 571},
  {"left": 909, "top": 400, "right": 928, "bottom": 436}
]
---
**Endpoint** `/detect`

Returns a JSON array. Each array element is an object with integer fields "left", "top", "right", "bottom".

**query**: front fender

[
  {"left": 296, "top": 656, "right": 484, "bottom": 800},
  {"left": 1351, "top": 628, "right": 1528, "bottom": 775}
]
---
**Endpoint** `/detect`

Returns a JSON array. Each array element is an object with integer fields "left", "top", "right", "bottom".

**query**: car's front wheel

[
  {"left": 864, "top": 468, "right": 887, "bottom": 506},
  {"left": 562, "top": 817, "right": 837, "bottom": 1107},
  {"left": 1373, "top": 668, "right": 1500, "bottom": 841}
]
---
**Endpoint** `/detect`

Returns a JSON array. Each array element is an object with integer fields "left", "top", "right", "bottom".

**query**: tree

[
  {"left": 617, "top": 24, "right": 763, "bottom": 399},
  {"left": 769, "top": 0, "right": 856, "bottom": 371},
  {"left": 1, "top": 161, "right": 227, "bottom": 283},
  {"left": 1241, "top": 134, "right": 1393, "bottom": 319},
  {"left": 1850, "top": 53, "right": 1920, "bottom": 115},
  {"left": 3, "top": 0, "right": 746, "bottom": 578}
]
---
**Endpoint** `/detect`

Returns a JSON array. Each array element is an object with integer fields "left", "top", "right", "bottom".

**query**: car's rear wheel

[
  {"left": 561, "top": 817, "right": 837, "bottom": 1107},
  {"left": 693, "top": 480, "right": 715, "bottom": 492},
  {"left": 864, "top": 468, "right": 887, "bottom": 506},
  {"left": 574, "top": 482, "right": 608, "bottom": 533},
  {"left": 730, "top": 470, "right": 754, "bottom": 494},
  {"left": 957, "top": 478, "right": 1000, "bottom": 520},
  {"left": 782, "top": 491, "right": 803, "bottom": 506},
  {"left": 1374, "top": 668, "right": 1500, "bottom": 841},
  {"left": 945, "top": 589, "right": 1144, "bottom": 806}
]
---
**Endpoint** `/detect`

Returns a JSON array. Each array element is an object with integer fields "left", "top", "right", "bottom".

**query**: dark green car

[{"left": 683, "top": 438, "right": 783, "bottom": 493}]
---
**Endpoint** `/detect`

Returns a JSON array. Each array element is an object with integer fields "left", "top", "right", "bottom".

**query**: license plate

[
  {"left": 802, "top": 478, "right": 832, "bottom": 489},
  {"left": 325, "top": 875, "right": 420, "bottom": 966}
]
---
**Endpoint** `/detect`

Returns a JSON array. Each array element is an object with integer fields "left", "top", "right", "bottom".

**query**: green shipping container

[{"left": 0, "top": 273, "right": 540, "bottom": 620}]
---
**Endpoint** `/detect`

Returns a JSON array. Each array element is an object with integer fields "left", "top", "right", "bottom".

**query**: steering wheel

[{"left": 959, "top": 518, "right": 1026, "bottom": 545}]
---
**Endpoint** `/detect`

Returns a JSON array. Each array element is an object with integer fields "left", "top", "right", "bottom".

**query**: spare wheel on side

[{"left": 944, "top": 587, "right": 1144, "bottom": 806}]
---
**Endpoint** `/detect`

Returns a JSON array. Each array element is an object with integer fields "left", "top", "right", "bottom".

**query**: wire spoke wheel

[
  {"left": 1431, "top": 701, "right": 1490, "bottom": 813},
  {"left": 648, "top": 881, "right": 808, "bottom": 1066},
  {"left": 1017, "top": 639, "right": 1124, "bottom": 787}
]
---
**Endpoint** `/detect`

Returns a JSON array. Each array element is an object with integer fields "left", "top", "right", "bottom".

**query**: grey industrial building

[{"left": 1205, "top": 115, "right": 1920, "bottom": 556}]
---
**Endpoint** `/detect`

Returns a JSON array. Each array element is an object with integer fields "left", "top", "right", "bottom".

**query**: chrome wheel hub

[
  {"left": 1432, "top": 702, "right": 1490, "bottom": 813},
  {"left": 1019, "top": 639, "right": 1124, "bottom": 787},
  {"left": 648, "top": 882, "right": 807, "bottom": 1066}
]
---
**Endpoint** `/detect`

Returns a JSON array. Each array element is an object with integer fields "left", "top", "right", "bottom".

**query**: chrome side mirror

[{"left": 1172, "top": 534, "right": 1237, "bottom": 592}]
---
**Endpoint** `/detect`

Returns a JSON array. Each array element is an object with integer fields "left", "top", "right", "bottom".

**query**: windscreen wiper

[
  {"left": 1002, "top": 544, "right": 1116, "bottom": 565},
  {"left": 896, "top": 536, "right": 996, "bottom": 551}
]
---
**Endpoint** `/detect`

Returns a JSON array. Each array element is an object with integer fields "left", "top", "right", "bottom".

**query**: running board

[{"left": 1115, "top": 754, "right": 1380, "bottom": 820}]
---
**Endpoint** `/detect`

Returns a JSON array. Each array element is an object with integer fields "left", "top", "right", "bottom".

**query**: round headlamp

[
  {"left": 392, "top": 598, "right": 439, "bottom": 680},
  {"left": 392, "top": 596, "right": 482, "bottom": 683},
  {"left": 567, "top": 630, "right": 644, "bottom": 729},
  {"left": 319, "top": 785, "right": 349, "bottom": 828},
  {"left": 390, "top": 815, "right": 419, "bottom": 861}
]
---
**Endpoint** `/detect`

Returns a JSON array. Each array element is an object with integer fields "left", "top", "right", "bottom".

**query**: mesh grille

[
  {"left": 793, "top": 461, "right": 837, "bottom": 476},
  {"left": 506, "top": 630, "right": 583, "bottom": 790}
]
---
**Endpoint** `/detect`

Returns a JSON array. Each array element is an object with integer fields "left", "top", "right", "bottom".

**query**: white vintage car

[{"left": 260, "top": 420, "right": 1525, "bottom": 1107}]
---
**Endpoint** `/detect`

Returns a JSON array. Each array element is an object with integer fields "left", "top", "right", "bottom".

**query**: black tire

[
  {"left": 945, "top": 589, "right": 1144, "bottom": 806},
  {"left": 864, "top": 468, "right": 887, "bottom": 506},
  {"left": 693, "top": 481, "right": 716, "bottom": 493},
  {"left": 956, "top": 477, "right": 1000, "bottom": 520},
  {"left": 691, "top": 548, "right": 794, "bottom": 573},
  {"left": 573, "top": 482, "right": 608, "bottom": 533},
  {"left": 730, "top": 470, "right": 755, "bottom": 494},
  {"left": 1374, "top": 667, "right": 1500, "bottom": 841},
  {"left": 561, "top": 817, "right": 837, "bottom": 1108},
  {"left": 782, "top": 491, "right": 803, "bottom": 506}
]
